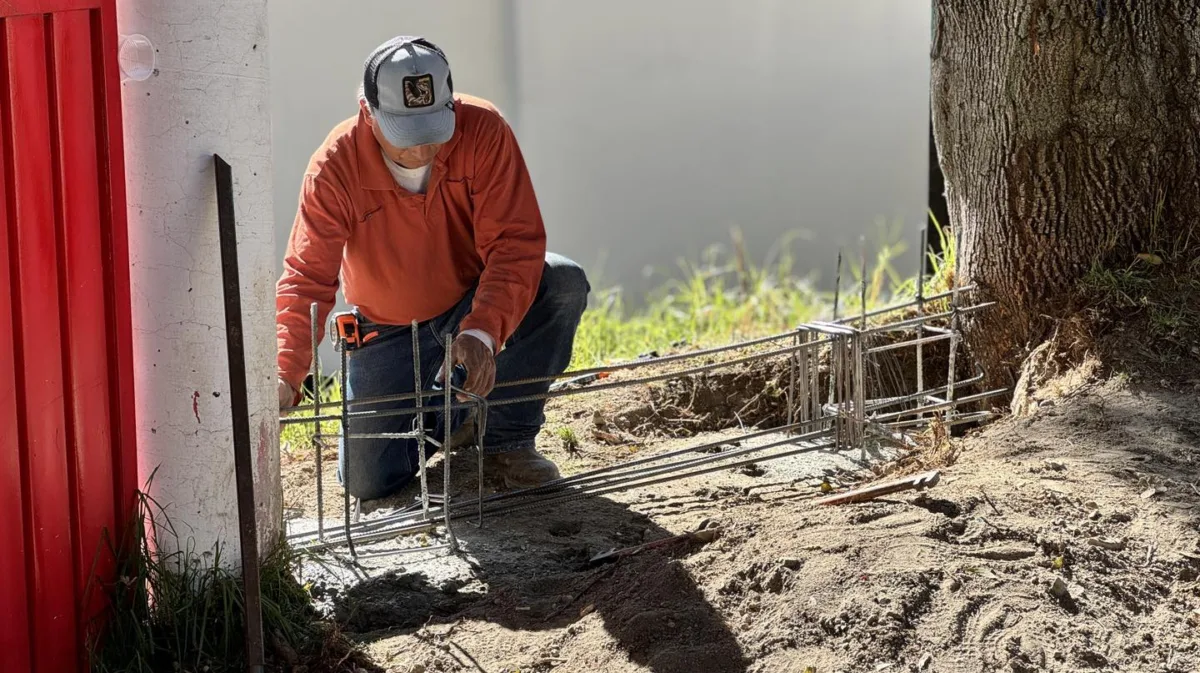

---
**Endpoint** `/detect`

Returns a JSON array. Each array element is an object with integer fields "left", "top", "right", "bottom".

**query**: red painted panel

[
  {"left": 93, "top": 2, "right": 139, "bottom": 524},
  {"left": 0, "top": 24, "right": 33, "bottom": 673},
  {"left": 5, "top": 15, "right": 82, "bottom": 672},
  {"left": 52, "top": 8, "right": 117, "bottom": 628},
  {"left": 1, "top": 1, "right": 137, "bottom": 670}
]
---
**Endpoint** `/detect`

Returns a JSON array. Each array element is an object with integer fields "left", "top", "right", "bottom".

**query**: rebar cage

[{"left": 281, "top": 242, "right": 1001, "bottom": 559}]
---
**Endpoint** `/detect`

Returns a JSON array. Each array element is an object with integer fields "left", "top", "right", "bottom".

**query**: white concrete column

[{"left": 118, "top": 0, "right": 280, "bottom": 558}]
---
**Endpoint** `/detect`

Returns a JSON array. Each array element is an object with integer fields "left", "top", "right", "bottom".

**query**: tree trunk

[{"left": 931, "top": 0, "right": 1200, "bottom": 378}]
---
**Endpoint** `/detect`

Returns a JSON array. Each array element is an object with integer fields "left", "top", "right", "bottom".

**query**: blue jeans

[{"left": 338, "top": 253, "right": 589, "bottom": 500}]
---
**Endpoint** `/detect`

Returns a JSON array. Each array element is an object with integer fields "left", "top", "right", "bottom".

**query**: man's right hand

[{"left": 278, "top": 378, "right": 297, "bottom": 409}]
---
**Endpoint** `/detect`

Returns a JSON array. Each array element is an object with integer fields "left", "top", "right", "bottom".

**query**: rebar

[
  {"left": 284, "top": 292, "right": 1001, "bottom": 555},
  {"left": 310, "top": 302, "right": 324, "bottom": 542},
  {"left": 442, "top": 332, "right": 458, "bottom": 553},
  {"left": 413, "top": 321, "right": 429, "bottom": 518},
  {"left": 945, "top": 227, "right": 963, "bottom": 422},
  {"left": 340, "top": 331, "right": 356, "bottom": 558},
  {"left": 280, "top": 288, "right": 983, "bottom": 418},
  {"left": 915, "top": 225, "right": 928, "bottom": 399}
]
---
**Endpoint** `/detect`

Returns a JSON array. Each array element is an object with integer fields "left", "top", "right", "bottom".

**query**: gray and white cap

[{"left": 362, "top": 36, "right": 455, "bottom": 148}]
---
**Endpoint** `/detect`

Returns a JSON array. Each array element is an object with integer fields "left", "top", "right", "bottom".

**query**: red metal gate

[{"left": 0, "top": 1, "right": 137, "bottom": 671}]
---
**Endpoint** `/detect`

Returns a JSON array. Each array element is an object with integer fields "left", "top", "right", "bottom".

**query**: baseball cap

[{"left": 362, "top": 36, "right": 455, "bottom": 148}]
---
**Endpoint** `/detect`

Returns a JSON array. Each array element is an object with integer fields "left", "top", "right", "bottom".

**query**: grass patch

[
  {"left": 1069, "top": 210, "right": 1200, "bottom": 377},
  {"left": 87, "top": 485, "right": 367, "bottom": 673}
]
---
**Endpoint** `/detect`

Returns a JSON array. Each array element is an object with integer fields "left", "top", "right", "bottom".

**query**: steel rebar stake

[
  {"left": 915, "top": 226, "right": 928, "bottom": 399},
  {"left": 945, "top": 228, "right": 963, "bottom": 422},
  {"left": 787, "top": 332, "right": 798, "bottom": 432},
  {"left": 340, "top": 343, "right": 356, "bottom": 558},
  {"left": 413, "top": 321, "right": 429, "bottom": 519},
  {"left": 829, "top": 251, "right": 843, "bottom": 407},
  {"left": 442, "top": 333, "right": 459, "bottom": 552},
  {"left": 310, "top": 302, "right": 324, "bottom": 542}
]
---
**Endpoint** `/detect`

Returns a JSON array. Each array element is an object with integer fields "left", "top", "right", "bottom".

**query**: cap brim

[{"left": 374, "top": 105, "right": 455, "bottom": 148}]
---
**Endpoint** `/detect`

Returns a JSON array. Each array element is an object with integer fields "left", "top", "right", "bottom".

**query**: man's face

[{"left": 364, "top": 101, "right": 444, "bottom": 168}]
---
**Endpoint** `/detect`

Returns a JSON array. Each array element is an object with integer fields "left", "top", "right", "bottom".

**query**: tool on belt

[
  {"left": 329, "top": 311, "right": 469, "bottom": 388},
  {"left": 329, "top": 311, "right": 379, "bottom": 351}
]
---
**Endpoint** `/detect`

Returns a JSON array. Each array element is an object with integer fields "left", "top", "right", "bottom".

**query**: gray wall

[{"left": 270, "top": 0, "right": 930, "bottom": 308}]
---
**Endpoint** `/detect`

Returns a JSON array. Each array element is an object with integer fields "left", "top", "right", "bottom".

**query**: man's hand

[
  {"left": 278, "top": 378, "right": 297, "bottom": 410},
  {"left": 452, "top": 332, "right": 496, "bottom": 400}
]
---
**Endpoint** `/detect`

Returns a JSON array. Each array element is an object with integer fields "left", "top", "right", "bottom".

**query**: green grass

[
  {"left": 87, "top": 483, "right": 337, "bottom": 673},
  {"left": 570, "top": 227, "right": 922, "bottom": 368}
]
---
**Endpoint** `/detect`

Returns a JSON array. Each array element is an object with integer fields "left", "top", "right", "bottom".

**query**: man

[{"left": 276, "top": 36, "right": 589, "bottom": 500}]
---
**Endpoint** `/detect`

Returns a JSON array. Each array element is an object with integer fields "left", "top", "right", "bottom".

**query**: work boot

[{"left": 483, "top": 447, "right": 562, "bottom": 489}]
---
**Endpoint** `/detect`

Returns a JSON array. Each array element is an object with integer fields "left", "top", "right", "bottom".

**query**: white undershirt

[
  {"left": 382, "top": 151, "right": 433, "bottom": 194},
  {"left": 381, "top": 150, "right": 495, "bottom": 353}
]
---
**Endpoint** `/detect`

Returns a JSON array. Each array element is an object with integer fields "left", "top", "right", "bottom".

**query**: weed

[
  {"left": 556, "top": 426, "right": 581, "bottom": 453},
  {"left": 86, "top": 483, "right": 364, "bottom": 673}
]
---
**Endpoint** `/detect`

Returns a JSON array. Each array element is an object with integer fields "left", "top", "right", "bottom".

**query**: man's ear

[{"left": 359, "top": 97, "right": 372, "bottom": 119}]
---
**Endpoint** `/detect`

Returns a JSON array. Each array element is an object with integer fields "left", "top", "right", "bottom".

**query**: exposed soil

[{"left": 282, "top": 352, "right": 1200, "bottom": 672}]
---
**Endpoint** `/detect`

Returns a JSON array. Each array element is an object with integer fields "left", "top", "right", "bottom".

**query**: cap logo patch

[{"left": 402, "top": 74, "right": 435, "bottom": 108}]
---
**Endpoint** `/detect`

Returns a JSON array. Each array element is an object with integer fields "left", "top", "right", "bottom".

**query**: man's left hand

[{"left": 452, "top": 332, "right": 496, "bottom": 400}]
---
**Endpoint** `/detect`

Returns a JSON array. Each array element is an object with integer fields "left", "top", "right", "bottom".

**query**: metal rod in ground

[
  {"left": 915, "top": 224, "right": 928, "bottom": 398},
  {"left": 829, "top": 249, "right": 842, "bottom": 408},
  {"left": 945, "top": 226, "right": 963, "bottom": 421},
  {"left": 859, "top": 237, "right": 867, "bottom": 332},
  {"left": 449, "top": 386, "right": 489, "bottom": 527},
  {"left": 413, "top": 321, "right": 429, "bottom": 519},
  {"left": 442, "top": 333, "right": 458, "bottom": 552},
  {"left": 855, "top": 332, "right": 866, "bottom": 449},
  {"left": 787, "top": 332, "right": 797, "bottom": 432},
  {"left": 340, "top": 343, "right": 356, "bottom": 558},
  {"left": 212, "top": 154, "right": 264, "bottom": 673},
  {"left": 310, "top": 302, "right": 324, "bottom": 542}
]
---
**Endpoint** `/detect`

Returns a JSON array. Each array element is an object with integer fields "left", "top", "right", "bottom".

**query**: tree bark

[{"left": 931, "top": 0, "right": 1200, "bottom": 378}]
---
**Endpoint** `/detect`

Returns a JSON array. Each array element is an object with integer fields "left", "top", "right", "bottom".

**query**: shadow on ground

[{"left": 327, "top": 465, "right": 750, "bottom": 673}]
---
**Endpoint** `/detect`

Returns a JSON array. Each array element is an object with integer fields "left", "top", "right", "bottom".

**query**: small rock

[
  {"left": 943, "top": 577, "right": 962, "bottom": 592},
  {"left": 917, "top": 653, "right": 933, "bottom": 670},
  {"left": 1089, "top": 510, "right": 1102, "bottom": 521},
  {"left": 1140, "top": 487, "right": 1158, "bottom": 499},
  {"left": 1087, "top": 536, "right": 1126, "bottom": 551},
  {"left": 1049, "top": 577, "right": 1070, "bottom": 599},
  {"left": 408, "top": 666, "right": 426, "bottom": 673},
  {"left": 1043, "top": 459, "right": 1067, "bottom": 472},
  {"left": 782, "top": 558, "right": 804, "bottom": 571}
]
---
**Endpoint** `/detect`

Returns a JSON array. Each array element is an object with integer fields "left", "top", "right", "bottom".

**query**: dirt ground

[{"left": 281, "top": 356, "right": 1200, "bottom": 673}]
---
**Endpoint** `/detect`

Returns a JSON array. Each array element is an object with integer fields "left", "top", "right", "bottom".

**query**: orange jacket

[{"left": 276, "top": 95, "right": 546, "bottom": 389}]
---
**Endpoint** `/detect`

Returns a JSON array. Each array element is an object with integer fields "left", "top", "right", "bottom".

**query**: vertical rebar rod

[
  {"left": 310, "top": 302, "right": 324, "bottom": 542},
  {"left": 816, "top": 333, "right": 825, "bottom": 427},
  {"left": 412, "top": 321, "right": 429, "bottom": 519},
  {"left": 213, "top": 155, "right": 265, "bottom": 673},
  {"left": 854, "top": 332, "right": 866, "bottom": 449},
  {"left": 829, "top": 250, "right": 843, "bottom": 407},
  {"left": 858, "top": 239, "right": 868, "bottom": 448},
  {"left": 475, "top": 401, "right": 486, "bottom": 527},
  {"left": 796, "top": 332, "right": 808, "bottom": 426},
  {"left": 340, "top": 344, "right": 356, "bottom": 558},
  {"left": 859, "top": 238, "right": 868, "bottom": 332},
  {"left": 915, "top": 225, "right": 928, "bottom": 398},
  {"left": 786, "top": 332, "right": 798, "bottom": 432},
  {"left": 442, "top": 333, "right": 459, "bottom": 552},
  {"left": 945, "top": 227, "right": 963, "bottom": 422}
]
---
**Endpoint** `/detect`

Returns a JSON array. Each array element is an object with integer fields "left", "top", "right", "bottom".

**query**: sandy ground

[{"left": 281, "top": 359, "right": 1200, "bottom": 673}]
